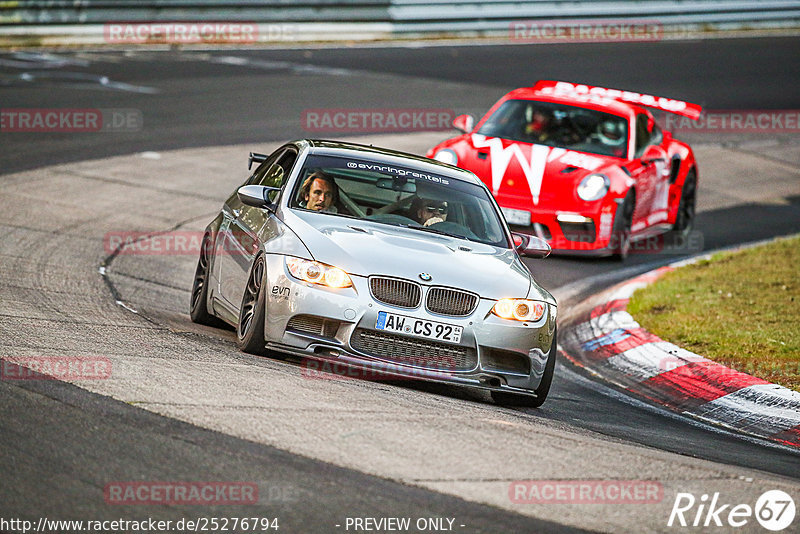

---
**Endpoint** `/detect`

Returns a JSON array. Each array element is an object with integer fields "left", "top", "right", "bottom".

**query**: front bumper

[
  {"left": 262, "top": 254, "right": 557, "bottom": 394},
  {"left": 503, "top": 198, "right": 620, "bottom": 255}
]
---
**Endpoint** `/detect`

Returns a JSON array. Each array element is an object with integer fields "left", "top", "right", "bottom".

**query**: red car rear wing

[{"left": 532, "top": 80, "right": 702, "bottom": 120}]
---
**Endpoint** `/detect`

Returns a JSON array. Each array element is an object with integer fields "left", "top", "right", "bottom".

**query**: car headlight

[
  {"left": 492, "top": 299, "right": 546, "bottom": 322},
  {"left": 577, "top": 173, "right": 610, "bottom": 201},
  {"left": 286, "top": 257, "right": 353, "bottom": 288},
  {"left": 433, "top": 149, "right": 458, "bottom": 166}
]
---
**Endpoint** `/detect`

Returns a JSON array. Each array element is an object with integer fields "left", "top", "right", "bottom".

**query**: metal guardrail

[
  {"left": 1, "top": 0, "right": 799, "bottom": 45},
  {"left": 1, "top": 1, "right": 391, "bottom": 24},
  {"left": 3, "top": 1, "right": 800, "bottom": 24}
]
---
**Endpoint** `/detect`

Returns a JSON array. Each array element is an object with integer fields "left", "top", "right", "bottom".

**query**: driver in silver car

[{"left": 300, "top": 170, "right": 339, "bottom": 212}]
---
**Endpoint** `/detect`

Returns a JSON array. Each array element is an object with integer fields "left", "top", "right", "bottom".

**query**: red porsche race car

[{"left": 427, "top": 80, "right": 702, "bottom": 259}]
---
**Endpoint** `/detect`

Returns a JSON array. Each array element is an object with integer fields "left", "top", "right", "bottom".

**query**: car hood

[
  {"left": 283, "top": 210, "right": 547, "bottom": 302},
  {"left": 437, "top": 134, "right": 619, "bottom": 207}
]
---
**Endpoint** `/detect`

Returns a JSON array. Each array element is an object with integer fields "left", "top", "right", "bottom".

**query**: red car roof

[{"left": 502, "top": 86, "right": 637, "bottom": 119}]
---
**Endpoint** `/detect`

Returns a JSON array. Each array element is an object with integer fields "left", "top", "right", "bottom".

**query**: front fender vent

[
  {"left": 287, "top": 315, "right": 339, "bottom": 339},
  {"left": 670, "top": 156, "right": 682, "bottom": 184}
]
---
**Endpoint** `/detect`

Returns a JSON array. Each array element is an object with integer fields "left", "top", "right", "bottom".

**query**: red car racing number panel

[{"left": 376, "top": 311, "right": 463, "bottom": 344}]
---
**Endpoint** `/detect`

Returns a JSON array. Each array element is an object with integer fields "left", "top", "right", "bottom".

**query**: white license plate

[
  {"left": 501, "top": 207, "right": 531, "bottom": 226},
  {"left": 375, "top": 311, "right": 463, "bottom": 344}
]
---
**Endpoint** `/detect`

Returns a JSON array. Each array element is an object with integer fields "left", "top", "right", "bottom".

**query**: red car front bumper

[{"left": 501, "top": 196, "right": 622, "bottom": 256}]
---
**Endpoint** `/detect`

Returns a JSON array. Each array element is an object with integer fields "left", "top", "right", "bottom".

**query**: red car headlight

[{"left": 577, "top": 173, "right": 610, "bottom": 201}]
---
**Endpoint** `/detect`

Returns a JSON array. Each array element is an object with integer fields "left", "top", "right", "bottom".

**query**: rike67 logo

[{"left": 668, "top": 490, "right": 795, "bottom": 531}]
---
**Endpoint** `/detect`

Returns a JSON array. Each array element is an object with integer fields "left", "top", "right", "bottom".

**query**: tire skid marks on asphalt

[
  {"left": 207, "top": 54, "right": 355, "bottom": 76},
  {"left": 561, "top": 263, "right": 800, "bottom": 448},
  {"left": 0, "top": 70, "right": 159, "bottom": 94},
  {"left": 771, "top": 425, "right": 800, "bottom": 448},
  {"left": 693, "top": 384, "right": 800, "bottom": 435}
]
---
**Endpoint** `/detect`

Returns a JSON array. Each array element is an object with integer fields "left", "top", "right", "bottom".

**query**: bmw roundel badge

[{"left": 419, "top": 273, "right": 432, "bottom": 281}]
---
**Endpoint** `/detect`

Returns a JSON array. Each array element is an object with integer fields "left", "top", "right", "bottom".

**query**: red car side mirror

[
  {"left": 641, "top": 145, "right": 667, "bottom": 166},
  {"left": 453, "top": 114, "right": 475, "bottom": 134}
]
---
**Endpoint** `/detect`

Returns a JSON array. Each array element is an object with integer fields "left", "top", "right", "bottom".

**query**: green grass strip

[{"left": 629, "top": 235, "right": 800, "bottom": 392}]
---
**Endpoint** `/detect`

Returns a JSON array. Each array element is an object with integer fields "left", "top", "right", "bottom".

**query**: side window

[
  {"left": 268, "top": 149, "right": 298, "bottom": 187},
  {"left": 255, "top": 148, "right": 297, "bottom": 187},
  {"left": 259, "top": 148, "right": 298, "bottom": 202},
  {"left": 634, "top": 114, "right": 652, "bottom": 157},
  {"left": 650, "top": 121, "right": 663, "bottom": 145},
  {"left": 247, "top": 149, "right": 283, "bottom": 186},
  {"left": 260, "top": 164, "right": 284, "bottom": 188}
]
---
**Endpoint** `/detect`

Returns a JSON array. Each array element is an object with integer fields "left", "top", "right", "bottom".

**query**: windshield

[
  {"left": 478, "top": 99, "right": 629, "bottom": 158},
  {"left": 290, "top": 154, "right": 510, "bottom": 248}
]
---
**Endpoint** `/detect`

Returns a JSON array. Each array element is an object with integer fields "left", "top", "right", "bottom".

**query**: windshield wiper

[{"left": 404, "top": 225, "right": 466, "bottom": 240}]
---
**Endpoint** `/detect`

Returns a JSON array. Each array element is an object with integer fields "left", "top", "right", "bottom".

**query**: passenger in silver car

[{"left": 409, "top": 196, "right": 448, "bottom": 226}]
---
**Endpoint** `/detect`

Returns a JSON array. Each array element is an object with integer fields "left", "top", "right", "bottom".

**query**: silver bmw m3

[{"left": 190, "top": 140, "right": 557, "bottom": 406}]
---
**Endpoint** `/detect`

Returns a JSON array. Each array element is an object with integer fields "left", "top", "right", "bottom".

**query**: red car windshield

[{"left": 477, "top": 99, "right": 629, "bottom": 158}]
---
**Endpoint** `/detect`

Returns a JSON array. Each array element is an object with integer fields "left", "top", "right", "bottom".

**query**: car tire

[
  {"left": 190, "top": 232, "right": 220, "bottom": 326},
  {"left": 491, "top": 327, "right": 557, "bottom": 408},
  {"left": 612, "top": 190, "right": 635, "bottom": 261},
  {"left": 236, "top": 254, "right": 268, "bottom": 355},
  {"left": 666, "top": 169, "right": 697, "bottom": 245}
]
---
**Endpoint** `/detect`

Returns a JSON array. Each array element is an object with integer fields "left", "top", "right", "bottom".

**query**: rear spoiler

[
  {"left": 532, "top": 80, "right": 702, "bottom": 120},
  {"left": 248, "top": 151, "right": 267, "bottom": 170}
]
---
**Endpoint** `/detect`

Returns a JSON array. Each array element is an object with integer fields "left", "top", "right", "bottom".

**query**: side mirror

[
  {"left": 237, "top": 185, "right": 280, "bottom": 210},
  {"left": 512, "top": 232, "right": 551, "bottom": 258},
  {"left": 453, "top": 114, "right": 475, "bottom": 134},
  {"left": 248, "top": 152, "right": 267, "bottom": 170},
  {"left": 641, "top": 145, "right": 667, "bottom": 166}
]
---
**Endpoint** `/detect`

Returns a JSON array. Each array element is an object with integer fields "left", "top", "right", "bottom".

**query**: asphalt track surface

[
  {"left": 1, "top": 37, "right": 800, "bottom": 532},
  {"left": 3, "top": 36, "right": 800, "bottom": 176}
]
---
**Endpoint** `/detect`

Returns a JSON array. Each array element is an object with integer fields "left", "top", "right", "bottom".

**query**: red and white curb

[{"left": 560, "top": 264, "right": 800, "bottom": 448}]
